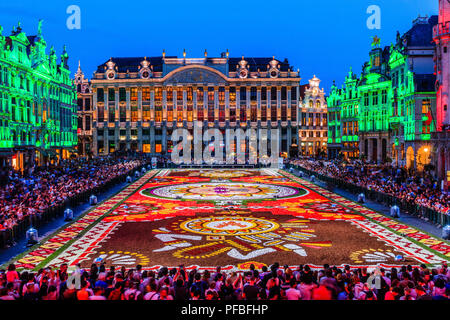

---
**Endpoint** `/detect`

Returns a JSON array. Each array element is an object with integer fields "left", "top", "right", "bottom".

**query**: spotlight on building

[
  {"left": 26, "top": 227, "right": 38, "bottom": 247},
  {"left": 135, "top": 171, "right": 140, "bottom": 178},
  {"left": 310, "top": 175, "right": 315, "bottom": 182},
  {"left": 141, "top": 167, "right": 146, "bottom": 174},
  {"left": 357, "top": 193, "right": 365, "bottom": 204},
  {"left": 443, "top": 225, "right": 450, "bottom": 240},
  {"left": 395, "top": 255, "right": 404, "bottom": 262},
  {"left": 89, "top": 195, "right": 98, "bottom": 205},
  {"left": 64, "top": 209, "right": 74, "bottom": 221},
  {"left": 126, "top": 176, "right": 132, "bottom": 183}
]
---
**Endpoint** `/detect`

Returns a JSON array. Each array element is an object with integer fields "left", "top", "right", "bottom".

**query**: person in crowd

[
  {"left": 288, "top": 158, "right": 449, "bottom": 215},
  {"left": 0, "top": 154, "right": 150, "bottom": 244},
  {"left": 0, "top": 262, "right": 448, "bottom": 300}
]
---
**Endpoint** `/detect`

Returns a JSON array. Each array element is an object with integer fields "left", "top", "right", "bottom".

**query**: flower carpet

[{"left": 8, "top": 169, "right": 449, "bottom": 272}]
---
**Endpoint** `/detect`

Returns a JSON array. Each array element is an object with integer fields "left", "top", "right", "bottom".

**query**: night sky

[{"left": 0, "top": 0, "right": 438, "bottom": 93}]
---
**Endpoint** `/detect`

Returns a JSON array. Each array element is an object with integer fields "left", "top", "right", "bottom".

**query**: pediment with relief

[{"left": 164, "top": 67, "right": 227, "bottom": 85}]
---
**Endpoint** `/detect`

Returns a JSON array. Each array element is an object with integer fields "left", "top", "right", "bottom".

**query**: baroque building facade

[
  {"left": 74, "top": 61, "right": 93, "bottom": 157},
  {"left": 0, "top": 21, "right": 77, "bottom": 172},
  {"left": 328, "top": 16, "right": 438, "bottom": 175},
  {"left": 433, "top": 0, "right": 450, "bottom": 188},
  {"left": 327, "top": 68, "right": 360, "bottom": 160},
  {"left": 298, "top": 76, "right": 327, "bottom": 157},
  {"left": 90, "top": 52, "right": 301, "bottom": 159}
]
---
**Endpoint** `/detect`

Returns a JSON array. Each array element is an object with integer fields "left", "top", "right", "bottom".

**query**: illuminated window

[
  {"left": 187, "top": 87, "right": 193, "bottom": 102},
  {"left": 131, "top": 88, "right": 138, "bottom": 101},
  {"left": 142, "top": 88, "right": 150, "bottom": 101},
  {"left": 131, "top": 105, "right": 138, "bottom": 122},
  {"left": 197, "top": 87, "right": 204, "bottom": 103},
  {"left": 229, "top": 87, "right": 236, "bottom": 102},
  {"left": 166, "top": 87, "right": 173, "bottom": 102},
  {"left": 143, "top": 105, "right": 150, "bottom": 121},
  {"left": 177, "top": 87, "right": 183, "bottom": 102},
  {"left": 219, "top": 87, "right": 225, "bottom": 102},
  {"left": 155, "top": 88, "right": 162, "bottom": 102}
]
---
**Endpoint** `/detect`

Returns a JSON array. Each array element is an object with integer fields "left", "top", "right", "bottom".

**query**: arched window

[
  {"left": 316, "top": 100, "right": 321, "bottom": 108},
  {"left": 309, "top": 100, "right": 313, "bottom": 108}
]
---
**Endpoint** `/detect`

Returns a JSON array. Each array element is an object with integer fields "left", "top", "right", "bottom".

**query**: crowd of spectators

[
  {"left": 0, "top": 155, "right": 148, "bottom": 233},
  {"left": 0, "top": 261, "right": 448, "bottom": 301},
  {"left": 289, "top": 158, "right": 450, "bottom": 215}
]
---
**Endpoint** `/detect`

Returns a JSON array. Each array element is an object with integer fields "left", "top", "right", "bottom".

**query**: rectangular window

[
  {"left": 229, "top": 87, "right": 236, "bottom": 102},
  {"left": 97, "top": 104, "right": 104, "bottom": 122},
  {"left": 143, "top": 105, "right": 150, "bottom": 121},
  {"left": 177, "top": 87, "right": 183, "bottom": 102},
  {"left": 291, "top": 87, "right": 297, "bottom": 101},
  {"left": 260, "top": 87, "right": 267, "bottom": 101},
  {"left": 142, "top": 88, "right": 150, "bottom": 101},
  {"left": 109, "top": 107, "right": 115, "bottom": 122},
  {"left": 372, "top": 92, "right": 378, "bottom": 105},
  {"left": 187, "top": 87, "right": 193, "bottom": 102},
  {"left": 119, "top": 88, "right": 126, "bottom": 102},
  {"left": 85, "top": 98, "right": 91, "bottom": 110},
  {"left": 97, "top": 88, "right": 104, "bottom": 102},
  {"left": 131, "top": 105, "right": 138, "bottom": 122},
  {"left": 240, "top": 105, "right": 247, "bottom": 122},
  {"left": 131, "top": 88, "right": 138, "bottom": 101},
  {"left": 230, "top": 105, "right": 236, "bottom": 122},
  {"left": 108, "top": 88, "right": 115, "bottom": 101},
  {"left": 240, "top": 87, "right": 247, "bottom": 102},
  {"left": 271, "top": 87, "right": 277, "bottom": 101},
  {"left": 250, "top": 87, "right": 257, "bottom": 101},
  {"left": 261, "top": 105, "right": 267, "bottom": 122},
  {"left": 155, "top": 88, "right": 162, "bottom": 102},
  {"left": 281, "top": 87, "right": 287, "bottom": 101},
  {"left": 120, "top": 104, "right": 126, "bottom": 122},
  {"left": 167, "top": 87, "right": 173, "bottom": 102},
  {"left": 85, "top": 116, "right": 91, "bottom": 131}
]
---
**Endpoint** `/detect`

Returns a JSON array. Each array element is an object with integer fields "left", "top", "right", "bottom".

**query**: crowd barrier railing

[
  {"left": 0, "top": 161, "right": 150, "bottom": 248},
  {"left": 289, "top": 164, "right": 450, "bottom": 228}
]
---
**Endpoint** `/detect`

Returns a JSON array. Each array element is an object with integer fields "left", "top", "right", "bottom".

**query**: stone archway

[
  {"left": 406, "top": 146, "right": 415, "bottom": 170},
  {"left": 416, "top": 145, "right": 431, "bottom": 172}
]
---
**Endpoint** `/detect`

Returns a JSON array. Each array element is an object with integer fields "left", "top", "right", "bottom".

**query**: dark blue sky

[{"left": 0, "top": 0, "right": 438, "bottom": 92}]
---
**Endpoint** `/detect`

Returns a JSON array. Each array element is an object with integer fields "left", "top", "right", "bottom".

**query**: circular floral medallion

[
  {"left": 179, "top": 216, "right": 280, "bottom": 236},
  {"left": 142, "top": 182, "right": 306, "bottom": 201}
]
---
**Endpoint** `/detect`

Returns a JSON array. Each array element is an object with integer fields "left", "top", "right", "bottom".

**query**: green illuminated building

[
  {"left": 328, "top": 16, "right": 438, "bottom": 172},
  {"left": 0, "top": 21, "right": 77, "bottom": 171},
  {"left": 327, "top": 68, "right": 360, "bottom": 159}
]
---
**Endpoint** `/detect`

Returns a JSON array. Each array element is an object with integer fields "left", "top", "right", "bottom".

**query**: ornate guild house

[{"left": 90, "top": 51, "right": 301, "bottom": 158}]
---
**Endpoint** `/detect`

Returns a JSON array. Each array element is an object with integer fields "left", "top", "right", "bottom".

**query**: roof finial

[
  {"left": 183, "top": 48, "right": 186, "bottom": 58},
  {"left": 204, "top": 49, "right": 207, "bottom": 58},
  {"left": 37, "top": 19, "right": 43, "bottom": 37},
  {"left": 162, "top": 49, "right": 165, "bottom": 58}
]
